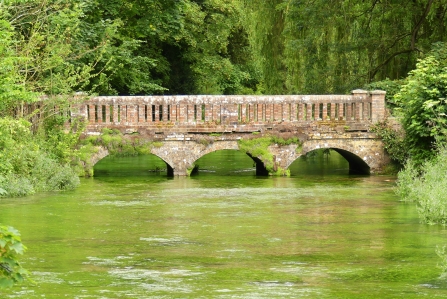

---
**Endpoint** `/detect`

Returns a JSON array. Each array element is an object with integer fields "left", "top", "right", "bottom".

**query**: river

[{"left": 1, "top": 150, "right": 447, "bottom": 298}]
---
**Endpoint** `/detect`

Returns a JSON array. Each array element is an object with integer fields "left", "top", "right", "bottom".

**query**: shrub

[
  {"left": 0, "top": 118, "right": 80, "bottom": 197},
  {"left": 0, "top": 175, "right": 34, "bottom": 197},
  {"left": 30, "top": 156, "right": 79, "bottom": 192},
  {"left": 397, "top": 146, "right": 447, "bottom": 224},
  {"left": 371, "top": 120, "right": 407, "bottom": 165},
  {"left": 394, "top": 42, "right": 447, "bottom": 165}
]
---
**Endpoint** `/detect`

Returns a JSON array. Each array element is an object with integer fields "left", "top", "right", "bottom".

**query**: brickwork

[
  {"left": 75, "top": 90, "right": 383, "bottom": 127},
  {"left": 75, "top": 90, "right": 390, "bottom": 176},
  {"left": 89, "top": 132, "right": 389, "bottom": 176}
]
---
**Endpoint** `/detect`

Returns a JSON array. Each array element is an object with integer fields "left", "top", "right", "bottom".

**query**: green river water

[{"left": 1, "top": 150, "right": 447, "bottom": 298}]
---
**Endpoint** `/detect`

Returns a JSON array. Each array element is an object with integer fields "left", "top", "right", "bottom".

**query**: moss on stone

[{"left": 238, "top": 136, "right": 302, "bottom": 176}]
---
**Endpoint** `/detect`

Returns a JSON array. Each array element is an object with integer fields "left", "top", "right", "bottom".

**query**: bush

[
  {"left": 394, "top": 42, "right": 447, "bottom": 165},
  {"left": 365, "top": 78, "right": 404, "bottom": 113},
  {"left": 397, "top": 146, "right": 447, "bottom": 224},
  {"left": 371, "top": 120, "right": 407, "bottom": 165},
  {"left": 0, "top": 175, "right": 34, "bottom": 197},
  {"left": 0, "top": 118, "right": 80, "bottom": 197},
  {"left": 30, "top": 156, "right": 79, "bottom": 192}
]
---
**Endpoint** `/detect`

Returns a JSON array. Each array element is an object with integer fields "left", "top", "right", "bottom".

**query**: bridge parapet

[{"left": 71, "top": 90, "right": 385, "bottom": 133}]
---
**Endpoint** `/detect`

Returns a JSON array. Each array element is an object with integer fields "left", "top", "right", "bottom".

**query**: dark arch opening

[
  {"left": 193, "top": 149, "right": 259, "bottom": 176},
  {"left": 94, "top": 154, "right": 173, "bottom": 177},
  {"left": 289, "top": 148, "right": 370, "bottom": 176},
  {"left": 332, "top": 148, "right": 370, "bottom": 175}
]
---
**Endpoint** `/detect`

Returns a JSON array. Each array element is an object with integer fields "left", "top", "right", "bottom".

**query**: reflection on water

[{"left": 1, "top": 150, "right": 447, "bottom": 298}]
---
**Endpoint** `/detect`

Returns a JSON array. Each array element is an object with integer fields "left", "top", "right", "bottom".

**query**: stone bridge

[{"left": 71, "top": 89, "right": 388, "bottom": 176}]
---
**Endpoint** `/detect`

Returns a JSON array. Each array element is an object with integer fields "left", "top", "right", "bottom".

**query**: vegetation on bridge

[{"left": 238, "top": 135, "right": 302, "bottom": 176}]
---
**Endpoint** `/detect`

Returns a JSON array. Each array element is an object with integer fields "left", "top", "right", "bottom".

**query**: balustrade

[{"left": 23, "top": 90, "right": 385, "bottom": 127}]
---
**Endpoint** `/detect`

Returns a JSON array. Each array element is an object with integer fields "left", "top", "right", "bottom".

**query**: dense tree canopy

[
  {"left": 243, "top": 0, "right": 447, "bottom": 94},
  {"left": 2, "top": 0, "right": 447, "bottom": 98}
]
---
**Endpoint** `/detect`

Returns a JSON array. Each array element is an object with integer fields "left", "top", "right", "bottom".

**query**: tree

[
  {"left": 241, "top": 0, "right": 286, "bottom": 94},
  {"left": 242, "top": 0, "right": 447, "bottom": 94},
  {"left": 395, "top": 42, "right": 447, "bottom": 163},
  {"left": 0, "top": 17, "right": 36, "bottom": 116},
  {"left": 0, "top": 0, "right": 115, "bottom": 119}
]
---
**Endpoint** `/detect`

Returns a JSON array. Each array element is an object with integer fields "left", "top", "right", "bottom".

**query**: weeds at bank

[
  {"left": 397, "top": 146, "right": 447, "bottom": 224},
  {"left": 370, "top": 120, "right": 407, "bottom": 166}
]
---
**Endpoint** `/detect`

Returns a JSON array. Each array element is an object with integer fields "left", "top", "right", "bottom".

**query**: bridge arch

[
  {"left": 87, "top": 138, "right": 386, "bottom": 176},
  {"left": 88, "top": 146, "right": 176, "bottom": 176},
  {"left": 331, "top": 148, "right": 370, "bottom": 174},
  {"left": 297, "top": 138, "right": 387, "bottom": 174},
  {"left": 149, "top": 140, "right": 239, "bottom": 176}
]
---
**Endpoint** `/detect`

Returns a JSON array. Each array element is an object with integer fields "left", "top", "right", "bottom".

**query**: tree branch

[
  {"left": 411, "top": 0, "right": 435, "bottom": 50},
  {"left": 369, "top": 49, "right": 415, "bottom": 80}
]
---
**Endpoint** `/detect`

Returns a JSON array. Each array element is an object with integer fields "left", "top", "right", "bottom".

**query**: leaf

[
  {"left": 423, "top": 100, "right": 440, "bottom": 109},
  {"left": 0, "top": 277, "right": 14, "bottom": 288},
  {"left": 9, "top": 242, "right": 25, "bottom": 255}
]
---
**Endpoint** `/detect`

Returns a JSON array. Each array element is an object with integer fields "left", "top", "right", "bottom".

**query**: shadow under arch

[
  {"left": 300, "top": 139, "right": 374, "bottom": 175},
  {"left": 192, "top": 149, "right": 265, "bottom": 176},
  {"left": 91, "top": 146, "right": 176, "bottom": 177},
  {"left": 331, "top": 148, "right": 370, "bottom": 175}
]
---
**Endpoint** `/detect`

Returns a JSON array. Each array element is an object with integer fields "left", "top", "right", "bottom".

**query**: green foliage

[
  {"left": 37, "top": 113, "right": 86, "bottom": 165},
  {"left": 238, "top": 136, "right": 301, "bottom": 175},
  {"left": 2, "top": 0, "right": 447, "bottom": 100},
  {"left": 243, "top": 0, "right": 447, "bottom": 94},
  {"left": 370, "top": 120, "right": 407, "bottom": 164},
  {"left": 270, "top": 136, "right": 300, "bottom": 146},
  {"left": 395, "top": 160, "right": 420, "bottom": 201},
  {"left": 70, "top": 0, "right": 259, "bottom": 95},
  {"left": 241, "top": 0, "right": 285, "bottom": 94},
  {"left": 0, "top": 19, "right": 36, "bottom": 116},
  {"left": 30, "top": 156, "right": 80, "bottom": 192},
  {"left": 178, "top": 0, "right": 259, "bottom": 94},
  {"left": 394, "top": 43, "right": 447, "bottom": 164},
  {"left": 0, "top": 225, "right": 29, "bottom": 288},
  {"left": 0, "top": 175, "right": 34, "bottom": 198},
  {"left": 0, "top": 1, "right": 109, "bottom": 99},
  {"left": 238, "top": 137, "right": 274, "bottom": 169},
  {"left": 0, "top": 117, "right": 79, "bottom": 197},
  {"left": 397, "top": 146, "right": 447, "bottom": 224}
]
